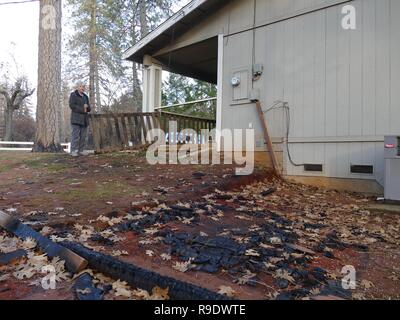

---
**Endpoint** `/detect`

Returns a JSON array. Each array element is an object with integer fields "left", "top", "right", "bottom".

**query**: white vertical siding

[
  {"left": 349, "top": 0, "right": 363, "bottom": 136},
  {"left": 362, "top": 0, "right": 376, "bottom": 136},
  {"left": 325, "top": 7, "right": 338, "bottom": 137},
  {"left": 161, "top": 0, "right": 400, "bottom": 184},
  {"left": 390, "top": 0, "right": 400, "bottom": 133},
  {"left": 245, "top": 0, "right": 400, "bottom": 183},
  {"left": 314, "top": 11, "right": 326, "bottom": 138},
  {"left": 375, "top": 0, "right": 391, "bottom": 136}
]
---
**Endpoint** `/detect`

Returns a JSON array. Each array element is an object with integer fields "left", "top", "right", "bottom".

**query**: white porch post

[{"left": 142, "top": 55, "right": 162, "bottom": 113}]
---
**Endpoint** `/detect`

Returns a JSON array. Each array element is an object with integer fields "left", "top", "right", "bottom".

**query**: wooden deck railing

[
  {"left": 158, "top": 111, "right": 216, "bottom": 144},
  {"left": 88, "top": 112, "right": 216, "bottom": 153},
  {"left": 89, "top": 112, "right": 159, "bottom": 153}
]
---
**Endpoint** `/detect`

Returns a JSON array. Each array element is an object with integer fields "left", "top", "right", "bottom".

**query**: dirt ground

[{"left": 0, "top": 151, "right": 399, "bottom": 300}]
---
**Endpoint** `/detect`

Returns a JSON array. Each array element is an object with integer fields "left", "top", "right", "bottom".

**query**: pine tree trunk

[
  {"left": 33, "top": 0, "right": 63, "bottom": 152},
  {"left": 132, "top": 63, "right": 142, "bottom": 112},
  {"left": 139, "top": 0, "right": 148, "bottom": 37},
  {"left": 95, "top": 63, "right": 101, "bottom": 110},
  {"left": 89, "top": 0, "right": 97, "bottom": 112}
]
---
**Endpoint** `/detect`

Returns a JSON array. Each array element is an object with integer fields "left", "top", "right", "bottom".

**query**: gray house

[{"left": 123, "top": 0, "right": 400, "bottom": 193}]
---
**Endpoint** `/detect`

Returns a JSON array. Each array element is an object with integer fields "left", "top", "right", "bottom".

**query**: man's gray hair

[{"left": 76, "top": 81, "right": 86, "bottom": 88}]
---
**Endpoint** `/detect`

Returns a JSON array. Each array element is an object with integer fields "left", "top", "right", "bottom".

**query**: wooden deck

[{"left": 89, "top": 111, "right": 216, "bottom": 153}]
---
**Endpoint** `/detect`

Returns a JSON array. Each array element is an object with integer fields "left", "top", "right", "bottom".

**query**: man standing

[{"left": 69, "top": 83, "right": 91, "bottom": 157}]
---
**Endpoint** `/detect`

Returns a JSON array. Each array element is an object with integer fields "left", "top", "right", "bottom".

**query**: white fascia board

[{"left": 122, "top": 0, "right": 209, "bottom": 60}]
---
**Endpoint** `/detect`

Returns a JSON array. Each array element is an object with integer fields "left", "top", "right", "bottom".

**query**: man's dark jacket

[{"left": 69, "top": 90, "right": 91, "bottom": 127}]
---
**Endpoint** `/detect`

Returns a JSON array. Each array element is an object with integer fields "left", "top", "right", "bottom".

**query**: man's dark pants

[{"left": 71, "top": 124, "right": 87, "bottom": 153}]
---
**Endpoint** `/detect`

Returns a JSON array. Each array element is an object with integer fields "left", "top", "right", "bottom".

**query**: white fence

[{"left": 0, "top": 141, "right": 71, "bottom": 153}]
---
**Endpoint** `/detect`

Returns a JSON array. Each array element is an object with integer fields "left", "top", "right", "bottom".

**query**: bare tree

[
  {"left": 0, "top": 77, "right": 35, "bottom": 141},
  {"left": 33, "top": 0, "right": 63, "bottom": 152}
]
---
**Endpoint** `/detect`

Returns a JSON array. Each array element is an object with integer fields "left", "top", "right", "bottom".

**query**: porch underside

[{"left": 153, "top": 37, "right": 218, "bottom": 84}]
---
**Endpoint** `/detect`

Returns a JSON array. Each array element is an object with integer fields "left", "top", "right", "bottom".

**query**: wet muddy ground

[{"left": 0, "top": 151, "right": 399, "bottom": 300}]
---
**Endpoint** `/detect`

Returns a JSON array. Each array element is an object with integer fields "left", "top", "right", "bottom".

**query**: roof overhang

[
  {"left": 122, "top": 0, "right": 230, "bottom": 64},
  {"left": 155, "top": 36, "right": 218, "bottom": 83}
]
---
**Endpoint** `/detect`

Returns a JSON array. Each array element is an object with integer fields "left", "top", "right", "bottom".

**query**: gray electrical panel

[{"left": 384, "top": 136, "right": 400, "bottom": 201}]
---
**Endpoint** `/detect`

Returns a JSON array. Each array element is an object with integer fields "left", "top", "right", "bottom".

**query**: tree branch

[
  {"left": 0, "top": 88, "right": 10, "bottom": 105},
  {"left": 10, "top": 88, "right": 22, "bottom": 104},
  {"left": 13, "top": 88, "right": 35, "bottom": 110}
]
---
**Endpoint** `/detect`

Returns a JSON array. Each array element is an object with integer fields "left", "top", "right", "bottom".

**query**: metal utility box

[{"left": 384, "top": 136, "right": 400, "bottom": 201}]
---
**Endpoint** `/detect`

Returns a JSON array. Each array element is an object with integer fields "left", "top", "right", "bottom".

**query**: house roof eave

[{"left": 122, "top": 0, "right": 229, "bottom": 63}]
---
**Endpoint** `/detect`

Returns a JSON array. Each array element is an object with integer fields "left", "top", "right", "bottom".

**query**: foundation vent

[
  {"left": 350, "top": 165, "right": 374, "bottom": 174},
  {"left": 304, "top": 164, "right": 323, "bottom": 172}
]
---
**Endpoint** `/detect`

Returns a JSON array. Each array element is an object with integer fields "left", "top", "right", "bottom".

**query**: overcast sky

[
  {"left": 0, "top": 0, "right": 190, "bottom": 112},
  {"left": 0, "top": 0, "right": 40, "bottom": 91}
]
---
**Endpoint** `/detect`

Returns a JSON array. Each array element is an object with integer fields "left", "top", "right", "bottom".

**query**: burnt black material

[
  {"left": 0, "top": 215, "right": 87, "bottom": 273},
  {"left": 163, "top": 224, "right": 309, "bottom": 280},
  {"left": 192, "top": 171, "right": 206, "bottom": 179},
  {"left": 90, "top": 234, "right": 115, "bottom": 246},
  {"left": 0, "top": 249, "right": 27, "bottom": 266},
  {"left": 275, "top": 279, "right": 289, "bottom": 289},
  {"left": 276, "top": 288, "right": 311, "bottom": 300},
  {"left": 311, "top": 267, "right": 328, "bottom": 283},
  {"left": 323, "top": 251, "right": 335, "bottom": 259},
  {"left": 164, "top": 232, "right": 247, "bottom": 273},
  {"left": 303, "top": 222, "right": 326, "bottom": 230},
  {"left": 109, "top": 197, "right": 369, "bottom": 300},
  {"left": 319, "top": 280, "right": 352, "bottom": 299},
  {"left": 118, "top": 206, "right": 199, "bottom": 233},
  {"left": 322, "top": 231, "right": 349, "bottom": 250},
  {"left": 260, "top": 187, "right": 277, "bottom": 197},
  {"left": 62, "top": 242, "right": 229, "bottom": 301},
  {"left": 73, "top": 273, "right": 104, "bottom": 300}
]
